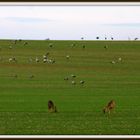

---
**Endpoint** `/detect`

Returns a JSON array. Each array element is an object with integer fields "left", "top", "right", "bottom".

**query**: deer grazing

[
  {"left": 103, "top": 100, "right": 115, "bottom": 114},
  {"left": 48, "top": 100, "right": 57, "bottom": 113}
]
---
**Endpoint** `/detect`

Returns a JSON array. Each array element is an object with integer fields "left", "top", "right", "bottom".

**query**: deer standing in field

[
  {"left": 103, "top": 100, "right": 115, "bottom": 114},
  {"left": 48, "top": 100, "right": 57, "bottom": 113}
]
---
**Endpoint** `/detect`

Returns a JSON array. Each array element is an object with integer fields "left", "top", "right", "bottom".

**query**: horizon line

[{"left": 0, "top": 39, "right": 139, "bottom": 41}]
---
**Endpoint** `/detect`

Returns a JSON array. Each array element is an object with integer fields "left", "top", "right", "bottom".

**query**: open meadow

[{"left": 0, "top": 40, "right": 140, "bottom": 135}]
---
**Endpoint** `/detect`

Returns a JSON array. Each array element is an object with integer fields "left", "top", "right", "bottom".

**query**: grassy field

[{"left": 0, "top": 39, "right": 140, "bottom": 135}]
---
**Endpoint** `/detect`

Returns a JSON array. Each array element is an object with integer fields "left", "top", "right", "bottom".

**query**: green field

[{"left": 0, "top": 40, "right": 140, "bottom": 135}]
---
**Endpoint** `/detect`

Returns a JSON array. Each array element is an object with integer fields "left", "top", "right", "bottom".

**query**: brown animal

[
  {"left": 48, "top": 100, "right": 57, "bottom": 113},
  {"left": 103, "top": 100, "right": 115, "bottom": 114}
]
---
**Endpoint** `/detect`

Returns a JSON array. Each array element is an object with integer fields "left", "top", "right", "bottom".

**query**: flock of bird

[
  {"left": 64, "top": 74, "right": 85, "bottom": 86},
  {"left": 0, "top": 40, "right": 123, "bottom": 85}
]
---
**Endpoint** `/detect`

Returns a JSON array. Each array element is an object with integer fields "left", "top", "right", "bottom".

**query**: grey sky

[{"left": 0, "top": 5, "right": 140, "bottom": 40}]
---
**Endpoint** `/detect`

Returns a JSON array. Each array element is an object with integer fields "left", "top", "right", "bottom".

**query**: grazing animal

[
  {"left": 9, "top": 46, "right": 12, "bottom": 49},
  {"left": 71, "top": 43, "right": 75, "bottom": 47},
  {"left": 43, "top": 55, "right": 47, "bottom": 59},
  {"left": 80, "top": 80, "right": 85, "bottom": 85},
  {"left": 9, "top": 57, "right": 17, "bottom": 63},
  {"left": 46, "top": 59, "right": 55, "bottom": 64},
  {"left": 64, "top": 77, "right": 69, "bottom": 80},
  {"left": 103, "top": 100, "right": 115, "bottom": 114},
  {"left": 51, "top": 59, "right": 55, "bottom": 64},
  {"left": 9, "top": 58, "right": 13, "bottom": 62},
  {"left": 49, "top": 43, "right": 53, "bottom": 47},
  {"left": 48, "top": 100, "right": 57, "bottom": 113},
  {"left": 71, "top": 74, "right": 76, "bottom": 78},
  {"left": 24, "top": 42, "right": 28, "bottom": 46},
  {"left": 82, "top": 45, "right": 85, "bottom": 49},
  {"left": 29, "top": 75, "right": 34, "bottom": 79},
  {"left": 43, "top": 58, "right": 47, "bottom": 63},
  {"left": 35, "top": 57, "right": 39, "bottom": 62},
  {"left": 111, "top": 60, "right": 115, "bottom": 64},
  {"left": 71, "top": 80, "right": 76, "bottom": 85},
  {"left": 104, "top": 45, "right": 108, "bottom": 49},
  {"left": 66, "top": 55, "right": 70, "bottom": 59},
  {"left": 118, "top": 57, "right": 122, "bottom": 62}
]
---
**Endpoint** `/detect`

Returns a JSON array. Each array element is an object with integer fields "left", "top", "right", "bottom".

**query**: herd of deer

[{"left": 48, "top": 99, "right": 115, "bottom": 114}]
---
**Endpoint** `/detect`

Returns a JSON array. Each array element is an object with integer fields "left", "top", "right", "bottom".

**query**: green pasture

[{"left": 0, "top": 40, "right": 139, "bottom": 134}]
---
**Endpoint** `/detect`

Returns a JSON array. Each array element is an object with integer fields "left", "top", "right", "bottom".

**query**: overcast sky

[{"left": 0, "top": 5, "right": 140, "bottom": 40}]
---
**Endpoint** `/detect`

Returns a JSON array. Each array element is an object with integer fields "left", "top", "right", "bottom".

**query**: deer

[
  {"left": 48, "top": 100, "right": 57, "bottom": 113},
  {"left": 103, "top": 100, "right": 115, "bottom": 114}
]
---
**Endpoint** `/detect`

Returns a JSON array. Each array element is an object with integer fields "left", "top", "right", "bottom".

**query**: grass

[{"left": 0, "top": 40, "right": 139, "bottom": 134}]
